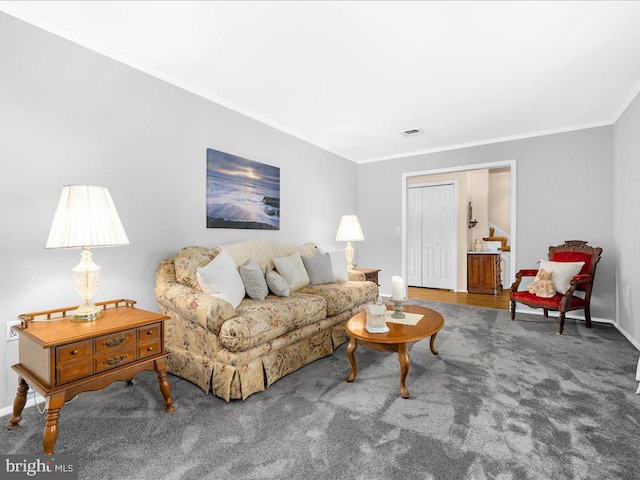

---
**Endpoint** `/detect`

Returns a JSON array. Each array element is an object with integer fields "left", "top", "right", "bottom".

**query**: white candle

[{"left": 391, "top": 276, "right": 404, "bottom": 300}]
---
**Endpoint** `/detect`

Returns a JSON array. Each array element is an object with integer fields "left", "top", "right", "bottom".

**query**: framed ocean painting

[{"left": 206, "top": 148, "right": 280, "bottom": 230}]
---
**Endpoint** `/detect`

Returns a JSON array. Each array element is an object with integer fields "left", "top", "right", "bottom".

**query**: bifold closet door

[{"left": 408, "top": 184, "right": 455, "bottom": 289}]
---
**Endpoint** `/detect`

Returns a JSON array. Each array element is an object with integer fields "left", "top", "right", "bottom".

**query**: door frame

[
  {"left": 401, "top": 159, "right": 517, "bottom": 294},
  {"left": 407, "top": 180, "right": 458, "bottom": 290}
]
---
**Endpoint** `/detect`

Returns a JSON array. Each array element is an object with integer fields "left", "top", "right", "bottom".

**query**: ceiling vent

[{"left": 400, "top": 127, "right": 424, "bottom": 137}]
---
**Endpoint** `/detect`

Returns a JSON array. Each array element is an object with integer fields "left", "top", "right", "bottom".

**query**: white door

[
  {"left": 408, "top": 183, "right": 455, "bottom": 289},
  {"left": 422, "top": 184, "right": 455, "bottom": 289},
  {"left": 407, "top": 188, "right": 422, "bottom": 286}
]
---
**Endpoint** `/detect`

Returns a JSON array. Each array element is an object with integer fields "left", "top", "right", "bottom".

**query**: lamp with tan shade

[
  {"left": 46, "top": 185, "right": 129, "bottom": 320},
  {"left": 335, "top": 215, "right": 364, "bottom": 270}
]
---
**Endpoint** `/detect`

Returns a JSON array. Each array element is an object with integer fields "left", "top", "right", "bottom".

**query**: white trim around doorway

[{"left": 401, "top": 159, "right": 517, "bottom": 295}]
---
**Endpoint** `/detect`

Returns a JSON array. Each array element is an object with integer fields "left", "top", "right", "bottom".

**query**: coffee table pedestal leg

[
  {"left": 430, "top": 332, "right": 439, "bottom": 355},
  {"left": 398, "top": 343, "right": 410, "bottom": 399},
  {"left": 346, "top": 337, "right": 358, "bottom": 382}
]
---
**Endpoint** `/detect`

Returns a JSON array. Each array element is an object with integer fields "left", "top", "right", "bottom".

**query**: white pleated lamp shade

[
  {"left": 46, "top": 185, "right": 129, "bottom": 249},
  {"left": 335, "top": 215, "right": 364, "bottom": 242}
]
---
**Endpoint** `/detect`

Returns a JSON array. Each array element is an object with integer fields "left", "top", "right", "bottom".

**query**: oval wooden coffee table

[{"left": 345, "top": 304, "right": 444, "bottom": 399}]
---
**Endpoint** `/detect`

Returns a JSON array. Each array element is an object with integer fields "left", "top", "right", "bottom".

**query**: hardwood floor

[{"left": 408, "top": 286, "right": 510, "bottom": 310}]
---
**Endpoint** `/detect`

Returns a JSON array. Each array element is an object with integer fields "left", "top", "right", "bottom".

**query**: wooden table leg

[
  {"left": 398, "top": 342, "right": 410, "bottom": 399},
  {"left": 155, "top": 358, "right": 174, "bottom": 412},
  {"left": 43, "top": 393, "right": 65, "bottom": 455},
  {"left": 346, "top": 337, "right": 358, "bottom": 382},
  {"left": 7, "top": 377, "right": 29, "bottom": 430},
  {"left": 430, "top": 332, "right": 439, "bottom": 355}
]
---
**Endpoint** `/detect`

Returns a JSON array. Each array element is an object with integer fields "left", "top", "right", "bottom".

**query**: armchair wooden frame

[{"left": 510, "top": 240, "right": 602, "bottom": 335}]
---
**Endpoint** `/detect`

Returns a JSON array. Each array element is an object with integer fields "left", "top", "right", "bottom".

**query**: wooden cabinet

[
  {"left": 8, "top": 299, "right": 174, "bottom": 454},
  {"left": 467, "top": 253, "right": 502, "bottom": 295}
]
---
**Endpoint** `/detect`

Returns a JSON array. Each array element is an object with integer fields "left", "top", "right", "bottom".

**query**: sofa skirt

[{"left": 162, "top": 302, "right": 366, "bottom": 401}]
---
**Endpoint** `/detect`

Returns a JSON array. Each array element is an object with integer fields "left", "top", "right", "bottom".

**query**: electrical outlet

[{"left": 6, "top": 321, "right": 20, "bottom": 342}]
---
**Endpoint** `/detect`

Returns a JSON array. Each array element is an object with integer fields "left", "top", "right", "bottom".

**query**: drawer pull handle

[
  {"left": 147, "top": 347, "right": 153, "bottom": 352},
  {"left": 70, "top": 350, "right": 79, "bottom": 356},
  {"left": 104, "top": 354, "right": 128, "bottom": 366},
  {"left": 103, "top": 336, "right": 126, "bottom": 348},
  {"left": 147, "top": 331, "right": 154, "bottom": 335}
]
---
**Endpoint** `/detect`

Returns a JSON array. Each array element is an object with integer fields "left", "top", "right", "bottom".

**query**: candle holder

[{"left": 390, "top": 298, "right": 408, "bottom": 319}]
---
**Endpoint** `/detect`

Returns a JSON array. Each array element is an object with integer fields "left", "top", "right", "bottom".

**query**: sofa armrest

[
  {"left": 348, "top": 270, "right": 366, "bottom": 281},
  {"left": 155, "top": 282, "right": 235, "bottom": 335}
]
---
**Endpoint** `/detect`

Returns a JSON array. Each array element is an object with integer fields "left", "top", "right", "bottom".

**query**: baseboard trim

[
  {"left": 515, "top": 308, "right": 640, "bottom": 351},
  {"left": 0, "top": 390, "right": 45, "bottom": 418}
]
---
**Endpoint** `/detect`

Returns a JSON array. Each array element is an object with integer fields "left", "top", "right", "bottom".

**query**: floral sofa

[{"left": 155, "top": 239, "right": 378, "bottom": 401}]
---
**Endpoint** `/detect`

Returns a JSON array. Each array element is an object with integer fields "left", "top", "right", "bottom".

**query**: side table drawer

[
  {"left": 94, "top": 329, "right": 135, "bottom": 353},
  {"left": 56, "top": 340, "right": 91, "bottom": 363},
  {"left": 138, "top": 323, "right": 161, "bottom": 342},
  {"left": 138, "top": 341, "right": 161, "bottom": 359},
  {"left": 94, "top": 346, "right": 136, "bottom": 373},
  {"left": 56, "top": 358, "right": 93, "bottom": 385}
]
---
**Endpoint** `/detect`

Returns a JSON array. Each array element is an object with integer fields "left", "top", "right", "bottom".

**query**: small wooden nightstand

[
  {"left": 354, "top": 268, "right": 380, "bottom": 285},
  {"left": 7, "top": 299, "right": 174, "bottom": 454}
]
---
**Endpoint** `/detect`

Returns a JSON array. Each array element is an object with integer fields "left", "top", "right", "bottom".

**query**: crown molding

[{"left": 356, "top": 120, "right": 614, "bottom": 164}]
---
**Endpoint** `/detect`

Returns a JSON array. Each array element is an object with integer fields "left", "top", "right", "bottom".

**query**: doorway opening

[{"left": 401, "top": 160, "right": 516, "bottom": 309}]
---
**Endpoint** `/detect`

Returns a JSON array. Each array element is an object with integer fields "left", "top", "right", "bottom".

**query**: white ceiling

[{"left": 3, "top": 1, "right": 640, "bottom": 163}]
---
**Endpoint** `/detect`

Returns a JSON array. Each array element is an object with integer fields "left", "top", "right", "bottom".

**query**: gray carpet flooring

[{"left": 2, "top": 301, "right": 639, "bottom": 480}]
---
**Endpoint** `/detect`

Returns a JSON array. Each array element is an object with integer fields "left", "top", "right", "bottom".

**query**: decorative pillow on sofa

[
  {"left": 301, "top": 253, "right": 336, "bottom": 285},
  {"left": 317, "top": 247, "right": 348, "bottom": 282},
  {"left": 272, "top": 253, "right": 310, "bottom": 291},
  {"left": 175, "top": 246, "right": 221, "bottom": 290},
  {"left": 539, "top": 260, "right": 585, "bottom": 294},
  {"left": 196, "top": 250, "right": 245, "bottom": 308},
  {"left": 266, "top": 268, "right": 290, "bottom": 297},
  {"left": 239, "top": 258, "right": 268, "bottom": 301}
]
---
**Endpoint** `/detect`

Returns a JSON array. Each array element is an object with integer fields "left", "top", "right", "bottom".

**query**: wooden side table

[
  {"left": 7, "top": 299, "right": 174, "bottom": 454},
  {"left": 354, "top": 268, "right": 380, "bottom": 285}
]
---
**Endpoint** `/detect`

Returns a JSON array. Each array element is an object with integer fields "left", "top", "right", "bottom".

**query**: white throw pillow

[
  {"left": 539, "top": 260, "right": 585, "bottom": 295},
  {"left": 266, "top": 268, "right": 290, "bottom": 297},
  {"left": 196, "top": 250, "right": 245, "bottom": 308},
  {"left": 272, "top": 253, "right": 310, "bottom": 291},
  {"left": 318, "top": 247, "right": 348, "bottom": 283}
]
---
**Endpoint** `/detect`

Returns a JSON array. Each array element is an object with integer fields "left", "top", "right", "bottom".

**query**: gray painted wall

[
  {"left": 358, "top": 127, "right": 615, "bottom": 323},
  {"left": 0, "top": 15, "right": 358, "bottom": 410},
  {"left": 613, "top": 91, "right": 640, "bottom": 345}
]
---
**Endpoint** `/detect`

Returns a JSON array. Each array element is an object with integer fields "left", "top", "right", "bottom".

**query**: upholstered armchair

[{"left": 510, "top": 240, "right": 602, "bottom": 334}]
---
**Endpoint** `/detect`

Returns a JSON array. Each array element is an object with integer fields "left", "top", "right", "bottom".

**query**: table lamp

[
  {"left": 335, "top": 215, "right": 364, "bottom": 270},
  {"left": 46, "top": 185, "right": 129, "bottom": 320}
]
